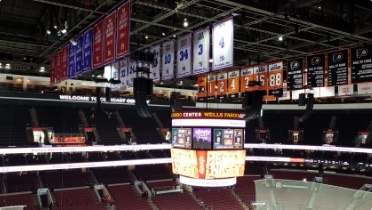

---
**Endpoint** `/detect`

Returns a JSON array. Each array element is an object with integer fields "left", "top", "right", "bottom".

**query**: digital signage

[
  {"left": 172, "top": 128, "right": 192, "bottom": 149},
  {"left": 192, "top": 128, "right": 212, "bottom": 149},
  {"left": 213, "top": 128, "right": 243, "bottom": 149}
]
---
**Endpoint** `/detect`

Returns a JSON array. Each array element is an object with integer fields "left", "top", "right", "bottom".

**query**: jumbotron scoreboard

[{"left": 170, "top": 111, "right": 246, "bottom": 187}]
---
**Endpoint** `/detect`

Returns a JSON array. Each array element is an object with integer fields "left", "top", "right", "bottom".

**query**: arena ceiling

[{"left": 0, "top": 0, "right": 372, "bottom": 78}]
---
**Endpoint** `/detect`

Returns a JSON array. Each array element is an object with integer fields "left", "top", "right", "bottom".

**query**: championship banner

[
  {"left": 193, "top": 26, "right": 210, "bottom": 75},
  {"left": 149, "top": 45, "right": 160, "bottom": 82},
  {"left": 267, "top": 61, "right": 283, "bottom": 90},
  {"left": 127, "top": 60, "right": 137, "bottom": 87},
  {"left": 207, "top": 73, "right": 217, "bottom": 99},
  {"left": 351, "top": 45, "right": 372, "bottom": 83},
  {"left": 83, "top": 28, "right": 93, "bottom": 72},
  {"left": 327, "top": 49, "right": 349, "bottom": 86},
  {"left": 307, "top": 54, "right": 325, "bottom": 87},
  {"left": 217, "top": 71, "right": 228, "bottom": 98},
  {"left": 337, "top": 84, "right": 353, "bottom": 96},
  {"left": 93, "top": 21, "right": 104, "bottom": 69},
  {"left": 116, "top": 1, "right": 130, "bottom": 58},
  {"left": 177, "top": 34, "right": 192, "bottom": 78},
  {"left": 212, "top": 17, "right": 234, "bottom": 71},
  {"left": 50, "top": 53, "right": 56, "bottom": 85},
  {"left": 68, "top": 43, "right": 75, "bottom": 78},
  {"left": 119, "top": 58, "right": 128, "bottom": 89},
  {"left": 55, "top": 51, "right": 61, "bottom": 84},
  {"left": 60, "top": 45, "right": 68, "bottom": 81},
  {"left": 197, "top": 75, "right": 207, "bottom": 100},
  {"left": 75, "top": 36, "right": 83, "bottom": 75},
  {"left": 162, "top": 40, "right": 175, "bottom": 80},
  {"left": 287, "top": 58, "right": 303, "bottom": 90},
  {"left": 104, "top": 12, "right": 116, "bottom": 64},
  {"left": 240, "top": 66, "right": 254, "bottom": 92},
  {"left": 227, "top": 69, "right": 240, "bottom": 98}
]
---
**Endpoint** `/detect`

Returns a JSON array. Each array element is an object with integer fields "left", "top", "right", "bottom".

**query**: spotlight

[
  {"left": 145, "top": 35, "right": 149, "bottom": 39},
  {"left": 278, "top": 35, "right": 284, "bottom": 41},
  {"left": 61, "top": 28, "right": 67, "bottom": 34},
  {"left": 69, "top": 38, "right": 77, "bottom": 46},
  {"left": 209, "top": 59, "right": 213, "bottom": 63},
  {"left": 46, "top": 30, "right": 51, "bottom": 35},
  {"left": 162, "top": 32, "right": 165, "bottom": 36},
  {"left": 183, "top": 18, "right": 188, "bottom": 27},
  {"left": 53, "top": 25, "right": 58, "bottom": 29}
]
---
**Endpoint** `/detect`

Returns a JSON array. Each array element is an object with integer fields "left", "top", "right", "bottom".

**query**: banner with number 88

[{"left": 268, "top": 61, "right": 283, "bottom": 90}]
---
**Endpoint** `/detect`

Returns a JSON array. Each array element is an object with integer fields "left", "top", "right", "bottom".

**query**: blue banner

[
  {"left": 75, "top": 36, "right": 84, "bottom": 75},
  {"left": 68, "top": 44, "right": 75, "bottom": 78},
  {"left": 83, "top": 28, "right": 93, "bottom": 72}
]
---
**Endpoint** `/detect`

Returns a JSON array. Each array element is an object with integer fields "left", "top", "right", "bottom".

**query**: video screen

[
  {"left": 255, "top": 129, "right": 270, "bottom": 143},
  {"left": 292, "top": 131, "right": 300, "bottom": 144},
  {"left": 356, "top": 131, "right": 369, "bottom": 147},
  {"left": 213, "top": 128, "right": 244, "bottom": 149},
  {"left": 192, "top": 128, "right": 212, "bottom": 149},
  {"left": 172, "top": 128, "right": 192, "bottom": 148},
  {"left": 323, "top": 129, "right": 337, "bottom": 144}
]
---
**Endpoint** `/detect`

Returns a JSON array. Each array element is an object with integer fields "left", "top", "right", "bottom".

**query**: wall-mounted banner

[
  {"left": 227, "top": 69, "right": 240, "bottom": 98},
  {"left": 358, "top": 82, "right": 372, "bottom": 95},
  {"left": 75, "top": 36, "right": 84, "bottom": 75},
  {"left": 83, "top": 28, "right": 93, "bottom": 72},
  {"left": 193, "top": 26, "right": 210, "bottom": 75},
  {"left": 116, "top": 1, "right": 130, "bottom": 58},
  {"left": 60, "top": 45, "right": 69, "bottom": 81},
  {"left": 207, "top": 73, "right": 217, "bottom": 99},
  {"left": 177, "top": 34, "right": 192, "bottom": 78},
  {"left": 119, "top": 58, "right": 128, "bottom": 89},
  {"left": 162, "top": 40, "right": 175, "bottom": 80},
  {"left": 216, "top": 71, "right": 228, "bottom": 98},
  {"left": 240, "top": 66, "right": 254, "bottom": 93},
  {"left": 337, "top": 84, "right": 353, "bottom": 96},
  {"left": 351, "top": 45, "right": 372, "bottom": 83},
  {"left": 104, "top": 12, "right": 116, "bottom": 64},
  {"left": 150, "top": 45, "right": 160, "bottom": 82},
  {"left": 268, "top": 61, "right": 283, "bottom": 90},
  {"left": 93, "top": 21, "right": 104, "bottom": 69},
  {"left": 68, "top": 43, "right": 75, "bottom": 78},
  {"left": 327, "top": 49, "right": 349, "bottom": 86},
  {"left": 212, "top": 17, "right": 234, "bottom": 71},
  {"left": 50, "top": 53, "right": 56, "bottom": 85},
  {"left": 319, "top": 87, "right": 335, "bottom": 97},
  {"left": 55, "top": 51, "right": 61, "bottom": 84},
  {"left": 287, "top": 58, "right": 303, "bottom": 90},
  {"left": 307, "top": 54, "right": 325, "bottom": 87}
]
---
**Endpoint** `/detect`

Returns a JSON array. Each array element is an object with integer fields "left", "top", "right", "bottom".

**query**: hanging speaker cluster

[
  {"left": 96, "top": 87, "right": 111, "bottom": 118},
  {"left": 243, "top": 90, "right": 264, "bottom": 121},
  {"left": 299, "top": 92, "right": 314, "bottom": 122},
  {"left": 133, "top": 77, "right": 153, "bottom": 118}
]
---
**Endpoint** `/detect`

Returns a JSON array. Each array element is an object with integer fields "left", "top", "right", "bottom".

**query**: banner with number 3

[
  {"left": 193, "top": 27, "right": 210, "bottom": 75},
  {"left": 177, "top": 34, "right": 192, "bottom": 78}
]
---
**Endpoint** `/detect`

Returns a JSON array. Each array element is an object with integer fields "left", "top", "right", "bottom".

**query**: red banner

[
  {"left": 55, "top": 51, "right": 61, "bottom": 84},
  {"left": 61, "top": 45, "right": 69, "bottom": 81},
  {"left": 116, "top": 1, "right": 130, "bottom": 58},
  {"left": 50, "top": 54, "right": 56, "bottom": 85},
  {"left": 104, "top": 12, "right": 116, "bottom": 64},
  {"left": 93, "top": 20, "right": 104, "bottom": 69}
]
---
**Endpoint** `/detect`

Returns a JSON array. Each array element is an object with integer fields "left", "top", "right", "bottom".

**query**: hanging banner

[
  {"left": 337, "top": 84, "right": 354, "bottom": 96},
  {"left": 287, "top": 58, "right": 303, "bottom": 90},
  {"left": 227, "top": 69, "right": 240, "bottom": 98},
  {"left": 55, "top": 51, "right": 61, "bottom": 84},
  {"left": 93, "top": 21, "right": 104, "bottom": 69},
  {"left": 216, "top": 71, "right": 228, "bottom": 98},
  {"left": 358, "top": 82, "right": 372, "bottom": 95},
  {"left": 162, "top": 40, "right": 175, "bottom": 80},
  {"left": 75, "top": 36, "right": 83, "bottom": 76},
  {"left": 193, "top": 26, "right": 210, "bottom": 75},
  {"left": 128, "top": 60, "right": 137, "bottom": 87},
  {"left": 60, "top": 45, "right": 69, "bottom": 81},
  {"left": 351, "top": 45, "right": 372, "bottom": 83},
  {"left": 212, "top": 17, "right": 234, "bottom": 71},
  {"left": 150, "top": 45, "right": 160, "bottom": 82},
  {"left": 83, "top": 28, "right": 93, "bottom": 72},
  {"left": 119, "top": 58, "right": 128, "bottom": 89},
  {"left": 257, "top": 65, "right": 268, "bottom": 91},
  {"left": 307, "top": 54, "right": 325, "bottom": 87},
  {"left": 197, "top": 75, "right": 207, "bottom": 101},
  {"left": 207, "top": 73, "right": 217, "bottom": 99},
  {"left": 116, "top": 1, "right": 130, "bottom": 58},
  {"left": 68, "top": 43, "right": 75, "bottom": 78},
  {"left": 50, "top": 54, "right": 56, "bottom": 85},
  {"left": 177, "top": 34, "right": 192, "bottom": 78},
  {"left": 104, "top": 12, "right": 116, "bottom": 64},
  {"left": 240, "top": 66, "right": 254, "bottom": 93},
  {"left": 327, "top": 49, "right": 349, "bottom": 86},
  {"left": 268, "top": 61, "right": 283, "bottom": 90}
]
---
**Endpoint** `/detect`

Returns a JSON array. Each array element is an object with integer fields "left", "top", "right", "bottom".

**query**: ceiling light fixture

[
  {"left": 145, "top": 35, "right": 149, "bottom": 39},
  {"left": 162, "top": 32, "right": 165, "bottom": 36},
  {"left": 53, "top": 25, "right": 58, "bottom": 29},
  {"left": 46, "top": 30, "right": 51, "bottom": 35},
  {"left": 183, "top": 18, "right": 188, "bottom": 27},
  {"left": 61, "top": 28, "right": 67, "bottom": 34},
  {"left": 278, "top": 35, "right": 284, "bottom": 41}
]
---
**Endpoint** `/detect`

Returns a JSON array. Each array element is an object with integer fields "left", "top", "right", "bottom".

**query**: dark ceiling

[{"left": 0, "top": 0, "right": 371, "bottom": 77}]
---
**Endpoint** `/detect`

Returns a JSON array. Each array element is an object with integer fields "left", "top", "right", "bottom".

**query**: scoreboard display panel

[
  {"left": 216, "top": 72, "right": 228, "bottom": 98},
  {"left": 351, "top": 45, "right": 372, "bottom": 83},
  {"left": 172, "top": 128, "right": 192, "bottom": 148},
  {"left": 227, "top": 69, "right": 240, "bottom": 98},
  {"left": 327, "top": 49, "right": 349, "bottom": 86},
  {"left": 267, "top": 61, "right": 283, "bottom": 90},
  {"left": 213, "top": 128, "right": 243, "bottom": 149},
  {"left": 287, "top": 58, "right": 304, "bottom": 90},
  {"left": 307, "top": 54, "right": 325, "bottom": 87},
  {"left": 207, "top": 74, "right": 217, "bottom": 99}
]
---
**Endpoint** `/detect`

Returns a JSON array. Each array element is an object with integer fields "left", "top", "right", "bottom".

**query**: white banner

[
  {"left": 319, "top": 86, "right": 335, "bottom": 97},
  {"left": 291, "top": 89, "right": 304, "bottom": 100},
  {"left": 338, "top": 84, "right": 353, "bottom": 96},
  {"left": 358, "top": 82, "right": 372, "bottom": 94},
  {"left": 179, "top": 176, "right": 236, "bottom": 187},
  {"left": 177, "top": 34, "right": 192, "bottom": 78},
  {"left": 150, "top": 45, "right": 160, "bottom": 82},
  {"left": 119, "top": 58, "right": 128, "bottom": 89},
  {"left": 278, "top": 90, "right": 291, "bottom": 101},
  {"left": 193, "top": 26, "right": 210, "bottom": 75},
  {"left": 128, "top": 60, "right": 137, "bottom": 87},
  {"left": 162, "top": 40, "right": 175, "bottom": 80},
  {"left": 111, "top": 61, "right": 119, "bottom": 80},
  {"left": 212, "top": 17, "right": 234, "bottom": 71}
]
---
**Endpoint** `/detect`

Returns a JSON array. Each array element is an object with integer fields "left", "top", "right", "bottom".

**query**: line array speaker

[{"left": 134, "top": 77, "right": 153, "bottom": 118}]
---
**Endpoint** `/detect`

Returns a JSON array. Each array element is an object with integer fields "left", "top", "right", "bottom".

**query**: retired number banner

[
  {"left": 193, "top": 26, "right": 210, "bottom": 75},
  {"left": 93, "top": 21, "right": 104, "bottom": 69},
  {"left": 162, "top": 40, "right": 175, "bottom": 80},
  {"left": 150, "top": 45, "right": 160, "bottom": 82},
  {"left": 116, "top": 1, "right": 130, "bottom": 58},
  {"left": 104, "top": 12, "right": 116, "bottom": 64},
  {"left": 212, "top": 17, "right": 234, "bottom": 71},
  {"left": 177, "top": 34, "right": 192, "bottom": 78}
]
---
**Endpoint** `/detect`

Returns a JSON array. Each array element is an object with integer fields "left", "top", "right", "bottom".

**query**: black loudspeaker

[
  {"left": 134, "top": 77, "right": 152, "bottom": 118},
  {"left": 242, "top": 91, "right": 254, "bottom": 107},
  {"left": 298, "top": 93, "right": 306, "bottom": 106},
  {"left": 105, "top": 87, "right": 111, "bottom": 102},
  {"left": 245, "top": 90, "right": 264, "bottom": 120},
  {"left": 96, "top": 87, "right": 110, "bottom": 118},
  {"left": 299, "top": 93, "right": 314, "bottom": 122},
  {"left": 146, "top": 79, "right": 153, "bottom": 96}
]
